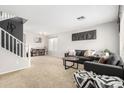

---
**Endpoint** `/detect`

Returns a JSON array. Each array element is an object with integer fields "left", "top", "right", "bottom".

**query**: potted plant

[{"left": 104, "top": 49, "right": 111, "bottom": 56}]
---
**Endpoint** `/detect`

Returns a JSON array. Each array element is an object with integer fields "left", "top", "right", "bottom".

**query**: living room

[{"left": 0, "top": 4, "right": 124, "bottom": 89}]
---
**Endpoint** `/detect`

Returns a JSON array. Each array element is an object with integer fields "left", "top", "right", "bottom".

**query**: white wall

[
  {"left": 25, "top": 32, "right": 48, "bottom": 49},
  {"left": 0, "top": 47, "right": 30, "bottom": 74},
  {"left": 48, "top": 21, "right": 119, "bottom": 57},
  {"left": 120, "top": 6, "right": 124, "bottom": 61}
]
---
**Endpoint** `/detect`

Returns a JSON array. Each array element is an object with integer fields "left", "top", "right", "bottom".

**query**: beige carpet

[{"left": 0, "top": 56, "right": 84, "bottom": 88}]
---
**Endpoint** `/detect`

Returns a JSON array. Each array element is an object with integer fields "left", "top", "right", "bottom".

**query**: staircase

[
  {"left": 0, "top": 11, "right": 31, "bottom": 74},
  {"left": 0, "top": 11, "right": 16, "bottom": 21}
]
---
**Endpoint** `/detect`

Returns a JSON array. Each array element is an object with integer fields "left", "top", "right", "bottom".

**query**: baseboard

[{"left": 0, "top": 65, "right": 31, "bottom": 75}]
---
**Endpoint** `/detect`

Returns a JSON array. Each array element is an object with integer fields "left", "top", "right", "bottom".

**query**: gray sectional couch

[{"left": 84, "top": 54, "right": 124, "bottom": 80}]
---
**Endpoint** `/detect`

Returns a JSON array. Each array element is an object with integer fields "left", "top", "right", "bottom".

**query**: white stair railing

[
  {"left": 0, "top": 11, "right": 16, "bottom": 21},
  {"left": 0, "top": 27, "right": 30, "bottom": 59}
]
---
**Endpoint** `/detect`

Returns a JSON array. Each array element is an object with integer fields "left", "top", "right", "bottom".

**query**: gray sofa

[
  {"left": 65, "top": 50, "right": 100, "bottom": 64},
  {"left": 84, "top": 54, "right": 124, "bottom": 80}
]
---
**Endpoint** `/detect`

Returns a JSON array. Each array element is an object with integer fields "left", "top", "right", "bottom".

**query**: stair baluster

[{"left": 0, "top": 28, "right": 28, "bottom": 58}]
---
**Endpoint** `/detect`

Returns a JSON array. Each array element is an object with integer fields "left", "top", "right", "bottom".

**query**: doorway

[{"left": 48, "top": 37, "right": 58, "bottom": 56}]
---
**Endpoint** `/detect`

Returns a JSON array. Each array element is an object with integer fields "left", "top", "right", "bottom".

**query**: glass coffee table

[{"left": 63, "top": 57, "right": 79, "bottom": 69}]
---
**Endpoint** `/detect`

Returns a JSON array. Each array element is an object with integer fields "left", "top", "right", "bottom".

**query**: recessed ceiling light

[{"left": 77, "top": 16, "right": 85, "bottom": 21}]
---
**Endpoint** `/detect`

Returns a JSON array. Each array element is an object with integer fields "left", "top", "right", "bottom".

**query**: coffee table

[{"left": 63, "top": 57, "right": 79, "bottom": 69}]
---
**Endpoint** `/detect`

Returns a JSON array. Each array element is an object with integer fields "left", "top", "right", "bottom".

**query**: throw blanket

[{"left": 74, "top": 70, "right": 124, "bottom": 88}]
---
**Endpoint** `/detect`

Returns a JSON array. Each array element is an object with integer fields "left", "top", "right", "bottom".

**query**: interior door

[{"left": 48, "top": 37, "right": 58, "bottom": 56}]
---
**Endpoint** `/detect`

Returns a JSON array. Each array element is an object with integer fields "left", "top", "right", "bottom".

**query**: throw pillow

[
  {"left": 75, "top": 50, "right": 82, "bottom": 56},
  {"left": 81, "top": 50, "right": 86, "bottom": 56},
  {"left": 112, "top": 54, "right": 121, "bottom": 65},
  {"left": 84, "top": 50, "right": 88, "bottom": 57},
  {"left": 74, "top": 70, "right": 96, "bottom": 88},
  {"left": 91, "top": 50, "right": 96, "bottom": 56},
  {"left": 116, "top": 57, "right": 124, "bottom": 67},
  {"left": 98, "top": 57, "right": 107, "bottom": 64},
  {"left": 74, "top": 70, "right": 124, "bottom": 88},
  {"left": 94, "top": 51, "right": 105, "bottom": 57},
  {"left": 84, "top": 50, "right": 93, "bottom": 57},
  {"left": 106, "top": 55, "right": 114, "bottom": 65},
  {"left": 106, "top": 54, "right": 120, "bottom": 66},
  {"left": 68, "top": 50, "right": 76, "bottom": 56}
]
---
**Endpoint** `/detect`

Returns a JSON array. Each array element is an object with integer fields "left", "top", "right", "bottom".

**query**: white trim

[{"left": 0, "top": 66, "right": 30, "bottom": 75}]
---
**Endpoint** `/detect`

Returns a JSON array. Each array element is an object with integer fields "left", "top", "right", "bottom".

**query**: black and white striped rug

[{"left": 74, "top": 70, "right": 124, "bottom": 88}]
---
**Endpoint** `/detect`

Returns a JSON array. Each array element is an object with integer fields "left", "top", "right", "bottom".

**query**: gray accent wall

[{"left": 0, "top": 19, "right": 23, "bottom": 41}]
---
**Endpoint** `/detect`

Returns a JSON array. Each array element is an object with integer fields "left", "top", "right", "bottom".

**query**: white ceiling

[{"left": 0, "top": 5, "right": 118, "bottom": 35}]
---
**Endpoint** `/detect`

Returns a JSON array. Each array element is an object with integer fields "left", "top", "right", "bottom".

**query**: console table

[{"left": 31, "top": 48, "right": 46, "bottom": 56}]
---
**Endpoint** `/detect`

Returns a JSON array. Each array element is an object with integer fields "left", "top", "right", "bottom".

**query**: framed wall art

[{"left": 72, "top": 30, "right": 96, "bottom": 41}]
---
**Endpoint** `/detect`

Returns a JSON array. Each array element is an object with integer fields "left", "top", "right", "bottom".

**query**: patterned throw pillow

[
  {"left": 93, "top": 75, "right": 124, "bottom": 88},
  {"left": 74, "top": 70, "right": 96, "bottom": 88},
  {"left": 74, "top": 70, "right": 124, "bottom": 88},
  {"left": 84, "top": 50, "right": 94, "bottom": 57}
]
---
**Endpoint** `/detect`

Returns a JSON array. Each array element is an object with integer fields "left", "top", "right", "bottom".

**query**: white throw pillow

[{"left": 68, "top": 50, "right": 76, "bottom": 56}]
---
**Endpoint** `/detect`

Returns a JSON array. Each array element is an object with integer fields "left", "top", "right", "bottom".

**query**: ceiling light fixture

[{"left": 77, "top": 16, "right": 85, "bottom": 21}]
